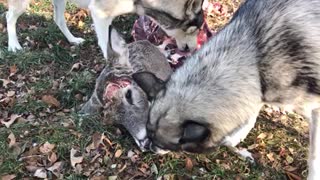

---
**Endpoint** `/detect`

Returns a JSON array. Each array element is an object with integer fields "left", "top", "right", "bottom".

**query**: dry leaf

[
  {"left": 42, "top": 95, "right": 60, "bottom": 108},
  {"left": 47, "top": 161, "right": 63, "bottom": 177},
  {"left": 284, "top": 166, "right": 298, "bottom": 172},
  {"left": 185, "top": 157, "right": 193, "bottom": 171},
  {"left": 34, "top": 168, "right": 47, "bottom": 179},
  {"left": 26, "top": 165, "right": 39, "bottom": 173},
  {"left": 48, "top": 152, "right": 58, "bottom": 163},
  {"left": 247, "top": 144, "right": 258, "bottom": 150},
  {"left": 90, "top": 176, "right": 107, "bottom": 180},
  {"left": 9, "top": 65, "right": 17, "bottom": 77},
  {"left": 8, "top": 133, "right": 16, "bottom": 148},
  {"left": 70, "top": 62, "right": 82, "bottom": 72},
  {"left": 78, "top": 21, "right": 85, "bottom": 28},
  {"left": 108, "top": 176, "right": 118, "bottom": 180},
  {"left": 6, "top": 91, "right": 15, "bottom": 97},
  {"left": 286, "top": 155, "right": 294, "bottom": 164},
  {"left": 257, "top": 133, "right": 267, "bottom": 140},
  {"left": 286, "top": 171, "right": 302, "bottom": 180},
  {"left": 114, "top": 149, "right": 123, "bottom": 158},
  {"left": 70, "top": 148, "right": 83, "bottom": 168},
  {"left": 1, "top": 114, "right": 21, "bottom": 128},
  {"left": 0, "top": 79, "right": 14, "bottom": 88},
  {"left": 1, "top": 174, "right": 16, "bottom": 180},
  {"left": 39, "top": 142, "right": 55, "bottom": 154},
  {"left": 266, "top": 153, "right": 275, "bottom": 162}
]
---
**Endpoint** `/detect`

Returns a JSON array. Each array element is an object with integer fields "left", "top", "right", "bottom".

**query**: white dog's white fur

[{"left": 6, "top": 0, "right": 203, "bottom": 59}]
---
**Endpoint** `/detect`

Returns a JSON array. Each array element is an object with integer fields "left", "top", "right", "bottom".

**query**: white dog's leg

[
  {"left": 90, "top": 10, "right": 113, "bottom": 59},
  {"left": 308, "top": 108, "right": 320, "bottom": 180},
  {"left": 88, "top": 0, "right": 135, "bottom": 60},
  {"left": 52, "top": 0, "right": 85, "bottom": 45},
  {"left": 6, "top": 0, "right": 30, "bottom": 52},
  {"left": 228, "top": 146, "right": 255, "bottom": 164}
]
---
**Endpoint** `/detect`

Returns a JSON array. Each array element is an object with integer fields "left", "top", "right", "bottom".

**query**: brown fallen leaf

[
  {"left": 114, "top": 149, "right": 123, "bottom": 158},
  {"left": 284, "top": 166, "right": 298, "bottom": 172},
  {"left": 70, "top": 148, "right": 83, "bottom": 168},
  {"left": 34, "top": 168, "right": 47, "bottom": 179},
  {"left": 7, "top": 133, "right": 16, "bottom": 148},
  {"left": 26, "top": 165, "right": 39, "bottom": 173},
  {"left": 185, "top": 157, "right": 193, "bottom": 171},
  {"left": 1, "top": 114, "right": 21, "bottom": 128},
  {"left": 47, "top": 161, "right": 63, "bottom": 178},
  {"left": 6, "top": 91, "right": 15, "bottom": 97},
  {"left": 42, "top": 95, "right": 60, "bottom": 108},
  {"left": 90, "top": 176, "right": 107, "bottom": 180},
  {"left": 70, "top": 62, "right": 83, "bottom": 72},
  {"left": 1, "top": 174, "right": 16, "bottom": 180},
  {"left": 266, "top": 153, "right": 275, "bottom": 162},
  {"left": 286, "top": 171, "right": 302, "bottom": 180},
  {"left": 48, "top": 152, "right": 58, "bottom": 163},
  {"left": 9, "top": 65, "right": 18, "bottom": 77},
  {"left": 0, "top": 79, "right": 14, "bottom": 88},
  {"left": 39, "top": 142, "right": 55, "bottom": 154},
  {"left": 257, "top": 133, "right": 267, "bottom": 140}
]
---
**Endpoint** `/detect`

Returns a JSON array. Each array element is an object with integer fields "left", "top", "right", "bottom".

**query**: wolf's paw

[
  {"left": 8, "top": 42, "right": 23, "bottom": 52},
  {"left": 70, "top": 37, "right": 85, "bottom": 45},
  {"left": 237, "top": 148, "right": 256, "bottom": 164}
]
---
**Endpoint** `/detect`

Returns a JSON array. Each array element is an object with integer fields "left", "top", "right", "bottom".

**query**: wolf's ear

[
  {"left": 186, "top": 0, "right": 203, "bottom": 15},
  {"left": 132, "top": 72, "right": 165, "bottom": 101},
  {"left": 180, "top": 121, "right": 210, "bottom": 143}
]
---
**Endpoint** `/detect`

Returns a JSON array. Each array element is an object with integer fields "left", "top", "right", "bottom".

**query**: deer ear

[
  {"left": 107, "top": 26, "right": 126, "bottom": 60},
  {"left": 186, "top": 0, "right": 203, "bottom": 16},
  {"left": 132, "top": 72, "right": 165, "bottom": 101}
]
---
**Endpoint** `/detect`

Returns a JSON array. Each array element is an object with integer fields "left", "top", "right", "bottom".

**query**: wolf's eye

[{"left": 125, "top": 89, "right": 133, "bottom": 105}]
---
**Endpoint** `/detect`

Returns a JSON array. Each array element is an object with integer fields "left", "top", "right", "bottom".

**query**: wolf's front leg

[
  {"left": 89, "top": 10, "right": 113, "bottom": 60},
  {"left": 6, "top": 0, "right": 30, "bottom": 52},
  {"left": 223, "top": 109, "right": 261, "bottom": 164},
  {"left": 53, "top": 0, "right": 85, "bottom": 45},
  {"left": 308, "top": 108, "right": 320, "bottom": 180}
]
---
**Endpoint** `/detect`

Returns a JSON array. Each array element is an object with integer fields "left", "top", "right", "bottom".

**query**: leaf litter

[{"left": 0, "top": 0, "right": 310, "bottom": 179}]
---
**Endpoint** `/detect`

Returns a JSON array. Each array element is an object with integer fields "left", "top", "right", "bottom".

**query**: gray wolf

[
  {"left": 6, "top": 0, "right": 204, "bottom": 59},
  {"left": 133, "top": 0, "right": 320, "bottom": 179}
]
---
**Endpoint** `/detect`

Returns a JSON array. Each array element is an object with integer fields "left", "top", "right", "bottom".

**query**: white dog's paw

[
  {"left": 237, "top": 148, "right": 256, "bottom": 164},
  {"left": 70, "top": 37, "right": 85, "bottom": 45},
  {"left": 8, "top": 42, "right": 23, "bottom": 52}
]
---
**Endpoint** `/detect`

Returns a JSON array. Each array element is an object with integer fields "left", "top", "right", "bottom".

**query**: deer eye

[{"left": 125, "top": 89, "right": 133, "bottom": 105}]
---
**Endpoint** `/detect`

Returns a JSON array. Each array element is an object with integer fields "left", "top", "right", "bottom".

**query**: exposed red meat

[
  {"left": 103, "top": 2, "right": 216, "bottom": 102},
  {"left": 131, "top": 7, "right": 213, "bottom": 70},
  {"left": 103, "top": 79, "right": 131, "bottom": 102}
]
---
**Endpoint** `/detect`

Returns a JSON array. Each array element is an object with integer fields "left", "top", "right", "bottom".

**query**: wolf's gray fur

[
  {"left": 133, "top": 0, "right": 320, "bottom": 178},
  {"left": 81, "top": 27, "right": 172, "bottom": 150}
]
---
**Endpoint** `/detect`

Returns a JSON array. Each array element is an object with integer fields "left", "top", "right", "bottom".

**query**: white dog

[{"left": 6, "top": 0, "right": 204, "bottom": 59}]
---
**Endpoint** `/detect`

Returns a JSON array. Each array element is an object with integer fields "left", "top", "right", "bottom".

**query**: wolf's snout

[{"left": 136, "top": 138, "right": 151, "bottom": 152}]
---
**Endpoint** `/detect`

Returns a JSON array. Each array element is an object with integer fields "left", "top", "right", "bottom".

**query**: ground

[{"left": 0, "top": 0, "right": 309, "bottom": 179}]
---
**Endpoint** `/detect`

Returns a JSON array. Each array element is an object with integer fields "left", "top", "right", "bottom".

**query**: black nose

[
  {"left": 183, "top": 45, "right": 190, "bottom": 52},
  {"left": 140, "top": 139, "right": 151, "bottom": 149}
]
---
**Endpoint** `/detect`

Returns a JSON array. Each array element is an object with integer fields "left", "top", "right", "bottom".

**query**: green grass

[{"left": 0, "top": 0, "right": 309, "bottom": 179}]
